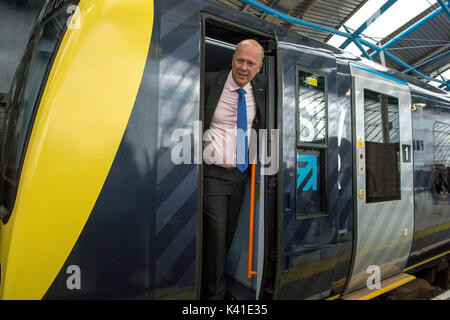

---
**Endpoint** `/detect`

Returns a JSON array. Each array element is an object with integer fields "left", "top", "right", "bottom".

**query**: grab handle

[{"left": 248, "top": 160, "right": 257, "bottom": 278}]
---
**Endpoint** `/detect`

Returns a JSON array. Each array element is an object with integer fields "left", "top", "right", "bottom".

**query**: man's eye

[{"left": 235, "top": 58, "right": 256, "bottom": 68}]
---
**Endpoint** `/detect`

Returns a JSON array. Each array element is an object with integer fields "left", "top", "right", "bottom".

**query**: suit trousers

[{"left": 202, "top": 164, "right": 249, "bottom": 300}]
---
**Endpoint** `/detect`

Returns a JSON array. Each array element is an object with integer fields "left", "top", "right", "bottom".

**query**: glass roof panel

[{"left": 327, "top": 0, "right": 438, "bottom": 56}]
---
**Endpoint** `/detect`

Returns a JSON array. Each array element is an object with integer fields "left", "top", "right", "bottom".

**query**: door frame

[
  {"left": 199, "top": 13, "right": 277, "bottom": 299},
  {"left": 274, "top": 41, "right": 340, "bottom": 299}
]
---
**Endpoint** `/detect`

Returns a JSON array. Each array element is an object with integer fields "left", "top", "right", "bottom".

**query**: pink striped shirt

[{"left": 203, "top": 71, "right": 257, "bottom": 167}]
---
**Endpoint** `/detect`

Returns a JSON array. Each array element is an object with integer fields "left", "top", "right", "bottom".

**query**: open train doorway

[{"left": 199, "top": 15, "right": 277, "bottom": 300}]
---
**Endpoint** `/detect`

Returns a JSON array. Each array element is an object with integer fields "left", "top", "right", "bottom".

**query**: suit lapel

[
  {"left": 251, "top": 75, "right": 266, "bottom": 129},
  {"left": 205, "top": 71, "right": 228, "bottom": 130}
]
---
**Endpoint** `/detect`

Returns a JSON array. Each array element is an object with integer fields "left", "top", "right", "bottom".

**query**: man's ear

[{"left": 257, "top": 62, "right": 263, "bottom": 73}]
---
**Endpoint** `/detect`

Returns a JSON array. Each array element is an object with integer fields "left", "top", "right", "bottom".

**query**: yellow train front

[
  {"left": 1, "top": 0, "right": 449, "bottom": 300},
  {"left": 0, "top": 0, "right": 166, "bottom": 299}
]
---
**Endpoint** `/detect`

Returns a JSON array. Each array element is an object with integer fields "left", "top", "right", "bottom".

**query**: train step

[{"left": 341, "top": 273, "right": 416, "bottom": 300}]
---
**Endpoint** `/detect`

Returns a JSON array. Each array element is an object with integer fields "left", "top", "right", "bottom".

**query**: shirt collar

[{"left": 226, "top": 71, "right": 252, "bottom": 93}]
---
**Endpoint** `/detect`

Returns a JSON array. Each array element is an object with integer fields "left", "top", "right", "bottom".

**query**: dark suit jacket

[{"left": 204, "top": 70, "right": 266, "bottom": 133}]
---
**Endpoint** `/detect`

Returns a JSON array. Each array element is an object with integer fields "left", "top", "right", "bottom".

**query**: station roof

[{"left": 214, "top": 0, "right": 450, "bottom": 90}]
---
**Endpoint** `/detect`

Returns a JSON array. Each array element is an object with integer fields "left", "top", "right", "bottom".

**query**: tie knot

[{"left": 237, "top": 88, "right": 246, "bottom": 96}]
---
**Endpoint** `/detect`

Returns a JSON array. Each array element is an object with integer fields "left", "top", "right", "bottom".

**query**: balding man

[{"left": 202, "top": 39, "right": 266, "bottom": 300}]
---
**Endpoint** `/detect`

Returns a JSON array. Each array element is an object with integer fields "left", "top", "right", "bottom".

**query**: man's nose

[{"left": 240, "top": 62, "right": 249, "bottom": 70}]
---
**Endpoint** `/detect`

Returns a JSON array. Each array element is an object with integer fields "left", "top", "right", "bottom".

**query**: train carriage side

[
  {"left": 0, "top": 0, "right": 448, "bottom": 300},
  {"left": 0, "top": 0, "right": 356, "bottom": 299},
  {"left": 337, "top": 61, "right": 450, "bottom": 296},
  {"left": 198, "top": 1, "right": 450, "bottom": 299},
  {"left": 405, "top": 87, "right": 450, "bottom": 273},
  {"left": 199, "top": 0, "right": 363, "bottom": 300}
]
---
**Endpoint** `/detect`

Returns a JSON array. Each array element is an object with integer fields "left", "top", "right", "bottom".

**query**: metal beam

[
  {"left": 239, "top": 0, "right": 449, "bottom": 89},
  {"left": 282, "top": 0, "right": 316, "bottom": 29},
  {"left": 340, "top": 0, "right": 398, "bottom": 49},
  {"left": 437, "top": 73, "right": 448, "bottom": 89},
  {"left": 438, "top": 81, "right": 449, "bottom": 89},
  {"left": 378, "top": 44, "right": 386, "bottom": 66},
  {"left": 261, "top": 0, "right": 281, "bottom": 20},
  {"left": 403, "top": 50, "right": 450, "bottom": 75},
  {"left": 342, "top": 24, "right": 371, "bottom": 60},
  {"left": 239, "top": 0, "right": 355, "bottom": 39},
  {"left": 369, "top": 6, "right": 445, "bottom": 59},
  {"left": 383, "top": 50, "right": 449, "bottom": 88},
  {"left": 400, "top": 45, "right": 449, "bottom": 73},
  {"left": 241, "top": 4, "right": 250, "bottom": 11},
  {"left": 436, "top": 0, "right": 450, "bottom": 17},
  {"left": 239, "top": 0, "right": 385, "bottom": 54}
]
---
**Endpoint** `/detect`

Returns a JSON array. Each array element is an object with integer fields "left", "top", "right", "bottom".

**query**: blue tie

[{"left": 236, "top": 88, "right": 248, "bottom": 172}]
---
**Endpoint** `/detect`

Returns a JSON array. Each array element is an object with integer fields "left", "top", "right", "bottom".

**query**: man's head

[{"left": 231, "top": 39, "right": 264, "bottom": 88}]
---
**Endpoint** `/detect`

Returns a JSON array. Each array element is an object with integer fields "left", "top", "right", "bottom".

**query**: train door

[
  {"left": 201, "top": 18, "right": 277, "bottom": 300},
  {"left": 343, "top": 64, "right": 414, "bottom": 294},
  {"left": 276, "top": 41, "right": 340, "bottom": 299}
]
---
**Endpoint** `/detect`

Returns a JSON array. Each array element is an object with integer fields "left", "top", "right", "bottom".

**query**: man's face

[{"left": 231, "top": 42, "right": 263, "bottom": 88}]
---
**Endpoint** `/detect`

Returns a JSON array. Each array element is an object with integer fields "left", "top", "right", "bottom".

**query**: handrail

[{"left": 248, "top": 159, "right": 257, "bottom": 278}]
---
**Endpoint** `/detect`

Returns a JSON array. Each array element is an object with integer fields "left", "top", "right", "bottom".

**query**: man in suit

[{"left": 202, "top": 39, "right": 266, "bottom": 300}]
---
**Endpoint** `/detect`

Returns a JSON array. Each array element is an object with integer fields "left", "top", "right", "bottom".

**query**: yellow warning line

[
  {"left": 403, "top": 251, "right": 450, "bottom": 272},
  {"left": 357, "top": 275, "right": 416, "bottom": 300}
]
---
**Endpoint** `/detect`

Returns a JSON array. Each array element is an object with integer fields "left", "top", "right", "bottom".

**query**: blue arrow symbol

[{"left": 297, "top": 155, "right": 318, "bottom": 191}]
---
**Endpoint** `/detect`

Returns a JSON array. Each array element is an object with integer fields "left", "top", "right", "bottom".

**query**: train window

[
  {"left": 297, "top": 70, "right": 327, "bottom": 146},
  {"left": 204, "top": 37, "right": 235, "bottom": 73},
  {"left": 295, "top": 149, "right": 326, "bottom": 218},
  {"left": 295, "top": 68, "right": 328, "bottom": 219},
  {"left": 0, "top": 10, "right": 70, "bottom": 220},
  {"left": 433, "top": 121, "right": 449, "bottom": 195},
  {"left": 2, "top": 12, "right": 67, "bottom": 183},
  {"left": 363, "top": 89, "right": 401, "bottom": 203}
]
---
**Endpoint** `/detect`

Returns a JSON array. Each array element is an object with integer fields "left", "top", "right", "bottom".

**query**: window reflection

[
  {"left": 364, "top": 89, "right": 401, "bottom": 203},
  {"left": 433, "top": 122, "right": 449, "bottom": 195},
  {"left": 297, "top": 71, "right": 326, "bottom": 145}
]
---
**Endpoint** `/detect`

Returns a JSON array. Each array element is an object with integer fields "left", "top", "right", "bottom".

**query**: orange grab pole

[{"left": 248, "top": 157, "right": 258, "bottom": 278}]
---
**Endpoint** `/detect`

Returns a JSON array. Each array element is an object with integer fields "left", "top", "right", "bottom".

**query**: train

[{"left": 0, "top": 0, "right": 448, "bottom": 300}]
